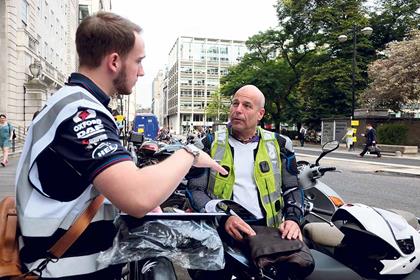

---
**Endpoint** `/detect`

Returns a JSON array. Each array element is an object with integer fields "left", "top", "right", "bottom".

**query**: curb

[{"left": 375, "top": 170, "right": 420, "bottom": 178}]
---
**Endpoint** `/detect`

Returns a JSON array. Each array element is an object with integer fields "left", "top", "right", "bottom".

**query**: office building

[{"left": 163, "top": 36, "right": 246, "bottom": 134}]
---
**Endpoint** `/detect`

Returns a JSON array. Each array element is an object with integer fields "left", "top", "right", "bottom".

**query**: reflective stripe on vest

[
  {"left": 208, "top": 127, "right": 283, "bottom": 227},
  {"left": 15, "top": 85, "right": 118, "bottom": 276}
]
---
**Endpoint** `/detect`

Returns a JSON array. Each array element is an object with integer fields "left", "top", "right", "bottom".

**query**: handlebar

[
  {"left": 318, "top": 167, "right": 336, "bottom": 173},
  {"left": 312, "top": 206, "right": 335, "bottom": 216}
]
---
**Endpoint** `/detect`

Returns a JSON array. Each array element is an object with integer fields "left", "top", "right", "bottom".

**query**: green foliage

[
  {"left": 205, "top": 90, "right": 229, "bottom": 122},
  {"left": 219, "top": 0, "right": 419, "bottom": 129},
  {"left": 377, "top": 123, "right": 409, "bottom": 145},
  {"left": 368, "top": 0, "right": 420, "bottom": 52},
  {"left": 361, "top": 30, "right": 420, "bottom": 111}
]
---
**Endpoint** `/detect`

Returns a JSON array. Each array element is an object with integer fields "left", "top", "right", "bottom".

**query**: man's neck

[
  {"left": 78, "top": 68, "right": 114, "bottom": 97},
  {"left": 231, "top": 128, "right": 258, "bottom": 143}
]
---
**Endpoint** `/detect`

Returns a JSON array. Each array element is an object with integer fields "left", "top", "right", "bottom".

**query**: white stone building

[{"left": 0, "top": 0, "right": 112, "bottom": 129}]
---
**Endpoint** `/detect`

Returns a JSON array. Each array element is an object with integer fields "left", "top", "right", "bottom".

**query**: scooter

[
  {"left": 197, "top": 141, "right": 420, "bottom": 280},
  {"left": 300, "top": 141, "right": 420, "bottom": 279}
]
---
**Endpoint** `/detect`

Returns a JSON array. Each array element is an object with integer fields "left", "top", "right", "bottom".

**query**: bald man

[{"left": 189, "top": 85, "right": 304, "bottom": 243}]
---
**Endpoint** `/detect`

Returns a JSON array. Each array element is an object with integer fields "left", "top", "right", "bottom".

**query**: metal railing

[{"left": 11, "top": 126, "right": 26, "bottom": 153}]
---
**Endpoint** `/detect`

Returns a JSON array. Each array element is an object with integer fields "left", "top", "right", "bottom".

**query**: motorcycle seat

[
  {"left": 303, "top": 222, "right": 344, "bottom": 247},
  {"left": 389, "top": 209, "right": 420, "bottom": 230},
  {"left": 306, "top": 249, "right": 362, "bottom": 280}
]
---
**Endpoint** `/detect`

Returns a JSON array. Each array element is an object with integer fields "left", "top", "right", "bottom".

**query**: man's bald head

[{"left": 234, "top": 85, "right": 265, "bottom": 108}]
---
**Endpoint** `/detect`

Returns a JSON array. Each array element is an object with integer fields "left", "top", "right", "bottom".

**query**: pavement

[
  {"left": 1, "top": 143, "right": 420, "bottom": 201},
  {"left": 292, "top": 141, "right": 420, "bottom": 178}
]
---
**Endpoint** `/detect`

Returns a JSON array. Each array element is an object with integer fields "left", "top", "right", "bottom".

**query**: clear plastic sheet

[{"left": 97, "top": 216, "right": 225, "bottom": 270}]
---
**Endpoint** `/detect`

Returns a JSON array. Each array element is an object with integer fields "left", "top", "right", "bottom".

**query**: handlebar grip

[
  {"left": 312, "top": 207, "right": 335, "bottom": 216},
  {"left": 318, "top": 167, "right": 336, "bottom": 173}
]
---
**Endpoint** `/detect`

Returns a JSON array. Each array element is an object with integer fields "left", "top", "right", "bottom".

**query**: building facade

[
  {"left": 152, "top": 69, "right": 165, "bottom": 127},
  {"left": 0, "top": 0, "right": 113, "bottom": 128},
  {"left": 163, "top": 36, "right": 247, "bottom": 134}
]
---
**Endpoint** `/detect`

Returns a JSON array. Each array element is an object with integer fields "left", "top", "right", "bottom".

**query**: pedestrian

[
  {"left": 359, "top": 123, "right": 381, "bottom": 158},
  {"left": 342, "top": 127, "right": 354, "bottom": 151},
  {"left": 299, "top": 125, "right": 307, "bottom": 147},
  {"left": 15, "top": 12, "right": 227, "bottom": 279},
  {"left": 0, "top": 114, "right": 14, "bottom": 166}
]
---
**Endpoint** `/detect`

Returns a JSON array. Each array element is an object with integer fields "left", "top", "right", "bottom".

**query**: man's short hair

[
  {"left": 76, "top": 12, "right": 142, "bottom": 68},
  {"left": 0, "top": 114, "right": 6, "bottom": 118}
]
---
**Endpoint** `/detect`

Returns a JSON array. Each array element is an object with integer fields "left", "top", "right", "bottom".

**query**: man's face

[
  {"left": 0, "top": 116, "right": 6, "bottom": 124},
  {"left": 113, "top": 32, "right": 145, "bottom": 95},
  {"left": 229, "top": 90, "right": 265, "bottom": 134}
]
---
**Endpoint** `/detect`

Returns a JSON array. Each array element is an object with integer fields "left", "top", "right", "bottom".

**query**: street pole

[{"left": 351, "top": 25, "right": 357, "bottom": 120}]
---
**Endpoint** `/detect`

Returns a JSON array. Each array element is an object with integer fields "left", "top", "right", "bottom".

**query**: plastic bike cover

[{"left": 97, "top": 216, "right": 224, "bottom": 270}]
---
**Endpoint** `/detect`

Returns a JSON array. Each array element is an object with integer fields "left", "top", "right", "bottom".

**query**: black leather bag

[{"left": 246, "top": 226, "right": 314, "bottom": 279}]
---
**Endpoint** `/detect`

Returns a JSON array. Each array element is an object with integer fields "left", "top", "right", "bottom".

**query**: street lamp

[{"left": 338, "top": 25, "right": 373, "bottom": 119}]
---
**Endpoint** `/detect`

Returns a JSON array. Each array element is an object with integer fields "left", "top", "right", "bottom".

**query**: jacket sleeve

[
  {"left": 276, "top": 134, "right": 304, "bottom": 225},
  {"left": 187, "top": 137, "right": 214, "bottom": 212}
]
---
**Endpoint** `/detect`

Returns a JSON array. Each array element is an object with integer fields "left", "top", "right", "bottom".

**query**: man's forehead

[{"left": 232, "top": 92, "right": 258, "bottom": 104}]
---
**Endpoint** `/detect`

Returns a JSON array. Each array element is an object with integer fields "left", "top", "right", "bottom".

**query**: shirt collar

[
  {"left": 227, "top": 123, "right": 260, "bottom": 144},
  {"left": 66, "top": 73, "right": 111, "bottom": 107}
]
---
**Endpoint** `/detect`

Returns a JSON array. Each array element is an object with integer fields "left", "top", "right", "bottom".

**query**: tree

[
  {"left": 360, "top": 30, "right": 420, "bottom": 111},
  {"left": 298, "top": 0, "right": 375, "bottom": 124},
  {"left": 368, "top": 0, "right": 420, "bottom": 52},
  {"left": 205, "top": 90, "right": 230, "bottom": 122}
]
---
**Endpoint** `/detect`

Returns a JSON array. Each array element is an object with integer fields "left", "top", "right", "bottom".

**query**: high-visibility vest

[
  {"left": 208, "top": 127, "right": 284, "bottom": 227},
  {"left": 15, "top": 85, "right": 118, "bottom": 278}
]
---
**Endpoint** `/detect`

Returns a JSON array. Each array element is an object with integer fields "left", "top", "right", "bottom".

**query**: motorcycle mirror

[
  {"left": 315, "top": 140, "right": 340, "bottom": 166},
  {"left": 322, "top": 140, "right": 340, "bottom": 153}
]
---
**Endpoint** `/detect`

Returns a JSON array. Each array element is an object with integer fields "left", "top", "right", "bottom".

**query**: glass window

[
  {"left": 207, "top": 79, "right": 219, "bottom": 88},
  {"left": 180, "top": 78, "right": 192, "bottom": 86},
  {"left": 220, "top": 68, "right": 229, "bottom": 76},
  {"left": 79, "top": 5, "right": 90, "bottom": 24},
  {"left": 194, "top": 79, "right": 205, "bottom": 86},
  {"left": 194, "top": 89, "right": 204, "bottom": 97},
  {"left": 193, "top": 114, "right": 203, "bottom": 121},
  {"left": 181, "top": 42, "right": 192, "bottom": 60},
  {"left": 21, "top": 0, "right": 28, "bottom": 25},
  {"left": 207, "top": 67, "right": 218, "bottom": 75},
  {"left": 180, "top": 66, "right": 192, "bottom": 74}
]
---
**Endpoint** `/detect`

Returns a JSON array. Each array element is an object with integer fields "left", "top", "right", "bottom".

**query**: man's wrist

[{"left": 182, "top": 144, "right": 200, "bottom": 165}]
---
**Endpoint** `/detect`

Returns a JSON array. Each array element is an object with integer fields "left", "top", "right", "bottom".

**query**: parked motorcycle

[
  {"left": 192, "top": 141, "right": 420, "bottom": 280},
  {"left": 299, "top": 140, "right": 420, "bottom": 279}
]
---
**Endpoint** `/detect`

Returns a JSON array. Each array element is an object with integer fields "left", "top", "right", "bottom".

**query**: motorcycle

[
  {"left": 192, "top": 141, "right": 420, "bottom": 280},
  {"left": 299, "top": 140, "right": 420, "bottom": 279}
]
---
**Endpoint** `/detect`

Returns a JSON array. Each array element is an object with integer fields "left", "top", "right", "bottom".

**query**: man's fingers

[
  {"left": 194, "top": 152, "right": 228, "bottom": 175},
  {"left": 212, "top": 160, "right": 228, "bottom": 175}
]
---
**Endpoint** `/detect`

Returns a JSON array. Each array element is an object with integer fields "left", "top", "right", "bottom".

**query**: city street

[
  {"left": 2, "top": 148, "right": 420, "bottom": 280},
  {"left": 2, "top": 147, "right": 420, "bottom": 214}
]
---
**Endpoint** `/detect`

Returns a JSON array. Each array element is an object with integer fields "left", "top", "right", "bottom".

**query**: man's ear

[
  {"left": 106, "top": 53, "right": 120, "bottom": 73},
  {"left": 257, "top": 108, "right": 265, "bottom": 121}
]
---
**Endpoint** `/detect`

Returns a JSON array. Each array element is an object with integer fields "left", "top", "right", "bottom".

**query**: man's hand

[
  {"left": 279, "top": 220, "right": 302, "bottom": 241},
  {"left": 225, "top": 216, "right": 256, "bottom": 241},
  {"left": 193, "top": 150, "right": 228, "bottom": 176}
]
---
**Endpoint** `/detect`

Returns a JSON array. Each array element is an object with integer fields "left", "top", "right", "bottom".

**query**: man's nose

[{"left": 138, "top": 65, "right": 145, "bottom": 77}]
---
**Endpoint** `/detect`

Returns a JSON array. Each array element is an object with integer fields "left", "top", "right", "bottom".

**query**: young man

[
  {"left": 189, "top": 85, "right": 304, "bottom": 241},
  {"left": 15, "top": 12, "right": 226, "bottom": 279}
]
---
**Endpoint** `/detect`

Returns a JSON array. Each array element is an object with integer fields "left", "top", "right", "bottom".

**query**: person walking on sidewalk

[
  {"left": 15, "top": 12, "right": 226, "bottom": 280},
  {"left": 359, "top": 123, "right": 381, "bottom": 158},
  {"left": 299, "top": 126, "right": 307, "bottom": 147},
  {"left": 0, "top": 114, "right": 13, "bottom": 167}
]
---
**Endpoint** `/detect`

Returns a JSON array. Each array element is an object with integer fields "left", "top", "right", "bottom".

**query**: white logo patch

[
  {"left": 76, "top": 124, "right": 105, "bottom": 139},
  {"left": 73, "top": 109, "right": 97, "bottom": 123},
  {"left": 73, "top": 119, "right": 103, "bottom": 132},
  {"left": 92, "top": 142, "right": 118, "bottom": 159}
]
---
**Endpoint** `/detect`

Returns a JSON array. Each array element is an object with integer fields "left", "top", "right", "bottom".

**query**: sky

[{"left": 112, "top": 0, "right": 279, "bottom": 108}]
